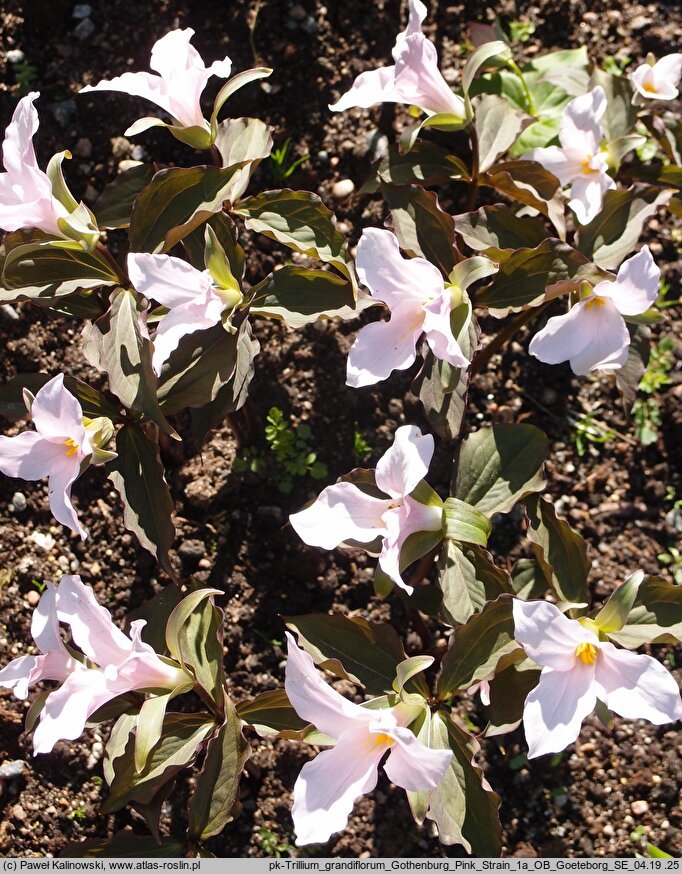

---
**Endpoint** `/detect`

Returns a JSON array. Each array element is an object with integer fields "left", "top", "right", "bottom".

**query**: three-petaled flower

[
  {"left": 525, "top": 86, "right": 614, "bottom": 224},
  {"left": 529, "top": 246, "right": 660, "bottom": 376},
  {"left": 290, "top": 425, "right": 442, "bottom": 592},
  {"left": 0, "top": 374, "right": 93, "bottom": 538},
  {"left": 0, "top": 574, "right": 190, "bottom": 754},
  {"left": 284, "top": 632, "right": 452, "bottom": 845},
  {"left": 347, "top": 228, "right": 469, "bottom": 388},
  {"left": 631, "top": 54, "right": 682, "bottom": 101},
  {"left": 127, "top": 251, "right": 242, "bottom": 375},
  {"left": 330, "top": 0, "right": 465, "bottom": 121},
  {"left": 513, "top": 599, "right": 682, "bottom": 759}
]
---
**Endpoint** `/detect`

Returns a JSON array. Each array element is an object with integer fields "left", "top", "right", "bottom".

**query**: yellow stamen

[
  {"left": 374, "top": 733, "right": 394, "bottom": 747},
  {"left": 585, "top": 296, "right": 606, "bottom": 311},
  {"left": 643, "top": 82, "right": 657, "bottom": 93},
  {"left": 575, "top": 642, "right": 598, "bottom": 665},
  {"left": 581, "top": 154, "right": 597, "bottom": 174},
  {"left": 63, "top": 438, "right": 79, "bottom": 457}
]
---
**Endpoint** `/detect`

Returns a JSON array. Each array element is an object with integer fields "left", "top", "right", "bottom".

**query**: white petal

[
  {"left": 596, "top": 246, "right": 660, "bottom": 316},
  {"left": 595, "top": 643, "right": 682, "bottom": 724},
  {"left": 382, "top": 725, "right": 452, "bottom": 791},
  {"left": 284, "top": 633, "right": 369, "bottom": 740},
  {"left": 152, "top": 296, "right": 223, "bottom": 375},
  {"left": 0, "top": 655, "right": 39, "bottom": 700},
  {"left": 392, "top": 34, "right": 465, "bottom": 117},
  {"left": 513, "top": 600, "right": 596, "bottom": 671},
  {"left": 81, "top": 72, "right": 174, "bottom": 119},
  {"left": 375, "top": 425, "right": 434, "bottom": 498},
  {"left": 46, "top": 456, "right": 86, "bottom": 539},
  {"left": 422, "top": 294, "right": 469, "bottom": 368},
  {"left": 0, "top": 432, "right": 62, "bottom": 480},
  {"left": 292, "top": 727, "right": 381, "bottom": 846},
  {"left": 31, "top": 581, "right": 64, "bottom": 654},
  {"left": 329, "top": 66, "right": 399, "bottom": 112},
  {"left": 652, "top": 54, "right": 682, "bottom": 86},
  {"left": 289, "top": 482, "right": 391, "bottom": 549},
  {"left": 149, "top": 29, "right": 203, "bottom": 77},
  {"left": 31, "top": 374, "right": 87, "bottom": 445},
  {"left": 524, "top": 146, "right": 583, "bottom": 187},
  {"left": 631, "top": 65, "right": 655, "bottom": 98},
  {"left": 56, "top": 574, "right": 132, "bottom": 666},
  {"left": 523, "top": 664, "right": 597, "bottom": 758},
  {"left": 529, "top": 301, "right": 592, "bottom": 367},
  {"left": 345, "top": 302, "right": 424, "bottom": 388},
  {"left": 559, "top": 87, "right": 606, "bottom": 157},
  {"left": 378, "top": 497, "right": 442, "bottom": 593},
  {"left": 567, "top": 171, "right": 614, "bottom": 225},
  {"left": 127, "top": 253, "right": 212, "bottom": 308},
  {"left": 566, "top": 298, "right": 629, "bottom": 375}
]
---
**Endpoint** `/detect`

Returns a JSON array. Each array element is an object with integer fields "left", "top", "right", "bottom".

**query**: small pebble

[
  {"left": 6, "top": 49, "right": 25, "bottom": 64},
  {"left": 74, "top": 137, "right": 92, "bottom": 158},
  {"left": 0, "top": 761, "right": 26, "bottom": 781},
  {"left": 25, "top": 590, "right": 40, "bottom": 608},
  {"left": 72, "top": 3, "right": 92, "bottom": 18},
  {"left": 30, "top": 531, "right": 56, "bottom": 552},
  {"left": 631, "top": 800, "right": 649, "bottom": 815},
  {"left": 49, "top": 99, "right": 76, "bottom": 129},
  {"left": 11, "top": 492, "right": 27, "bottom": 512},
  {"left": 332, "top": 178, "right": 355, "bottom": 199},
  {"left": 289, "top": 4, "right": 307, "bottom": 20},
  {"left": 74, "top": 18, "right": 96, "bottom": 40}
]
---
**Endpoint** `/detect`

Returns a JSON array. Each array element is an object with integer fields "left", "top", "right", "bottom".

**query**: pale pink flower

[
  {"left": 631, "top": 54, "right": 682, "bottom": 100},
  {"left": 529, "top": 246, "right": 660, "bottom": 376},
  {"left": 127, "top": 252, "right": 240, "bottom": 375},
  {"left": 347, "top": 228, "right": 468, "bottom": 388},
  {"left": 285, "top": 632, "right": 451, "bottom": 846},
  {"left": 330, "top": 0, "right": 465, "bottom": 120},
  {"left": 513, "top": 599, "right": 682, "bottom": 759},
  {"left": 0, "top": 92, "right": 69, "bottom": 236},
  {"left": 0, "top": 374, "right": 93, "bottom": 538},
  {"left": 525, "top": 87, "right": 614, "bottom": 224},
  {"left": 0, "top": 575, "right": 189, "bottom": 755},
  {"left": 289, "top": 425, "right": 442, "bottom": 593},
  {"left": 80, "top": 28, "right": 232, "bottom": 137}
]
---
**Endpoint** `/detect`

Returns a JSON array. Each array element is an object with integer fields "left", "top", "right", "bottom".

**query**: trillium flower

[
  {"left": 0, "top": 374, "right": 93, "bottom": 538},
  {"left": 513, "top": 599, "right": 682, "bottom": 759},
  {"left": 631, "top": 54, "right": 682, "bottom": 100},
  {"left": 0, "top": 574, "right": 189, "bottom": 755},
  {"left": 127, "top": 251, "right": 242, "bottom": 375},
  {"left": 525, "top": 87, "right": 614, "bottom": 224},
  {"left": 528, "top": 246, "right": 660, "bottom": 376},
  {"left": 290, "top": 425, "right": 442, "bottom": 593},
  {"left": 347, "top": 228, "right": 469, "bottom": 388},
  {"left": 284, "top": 632, "right": 452, "bottom": 846},
  {"left": 330, "top": 0, "right": 465, "bottom": 121},
  {"left": 0, "top": 92, "right": 79, "bottom": 238}
]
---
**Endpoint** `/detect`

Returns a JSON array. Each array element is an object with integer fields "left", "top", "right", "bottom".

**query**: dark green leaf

[
  {"left": 0, "top": 373, "right": 120, "bottom": 422},
  {"left": 182, "top": 212, "right": 245, "bottom": 281},
  {"left": 94, "top": 164, "right": 157, "bottom": 230},
  {"left": 454, "top": 204, "right": 548, "bottom": 259},
  {"left": 616, "top": 324, "right": 650, "bottom": 413},
  {"left": 453, "top": 424, "right": 548, "bottom": 517},
  {"left": 60, "top": 832, "right": 186, "bottom": 858},
  {"left": 485, "top": 658, "right": 540, "bottom": 737},
  {"left": 251, "top": 266, "right": 356, "bottom": 328},
  {"left": 437, "top": 541, "right": 512, "bottom": 626},
  {"left": 175, "top": 591, "right": 226, "bottom": 706},
  {"left": 609, "top": 577, "right": 682, "bottom": 648},
  {"left": 510, "top": 558, "right": 549, "bottom": 600},
  {"left": 481, "top": 160, "right": 565, "bottom": 237},
  {"left": 377, "top": 140, "right": 469, "bottom": 187},
  {"left": 524, "top": 494, "right": 591, "bottom": 605},
  {"left": 213, "top": 116, "right": 274, "bottom": 204},
  {"left": 236, "top": 689, "right": 311, "bottom": 738},
  {"left": 475, "top": 95, "right": 530, "bottom": 173},
  {"left": 128, "top": 584, "right": 185, "bottom": 656},
  {"left": 284, "top": 613, "right": 406, "bottom": 695},
  {"left": 443, "top": 497, "right": 492, "bottom": 545},
  {"left": 108, "top": 424, "right": 176, "bottom": 579},
  {"left": 593, "top": 570, "right": 644, "bottom": 634}
]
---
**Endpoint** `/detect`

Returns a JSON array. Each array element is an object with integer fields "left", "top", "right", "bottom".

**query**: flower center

[
  {"left": 575, "top": 642, "right": 598, "bottom": 665},
  {"left": 63, "top": 438, "right": 79, "bottom": 457},
  {"left": 585, "top": 295, "right": 606, "bottom": 311},
  {"left": 581, "top": 154, "right": 598, "bottom": 174},
  {"left": 374, "top": 733, "right": 394, "bottom": 747},
  {"left": 643, "top": 82, "right": 657, "bottom": 93}
]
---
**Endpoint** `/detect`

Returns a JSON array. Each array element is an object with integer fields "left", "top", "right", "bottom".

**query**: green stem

[
  {"left": 471, "top": 302, "right": 550, "bottom": 376},
  {"left": 507, "top": 59, "right": 536, "bottom": 116},
  {"left": 464, "top": 124, "right": 480, "bottom": 212}
]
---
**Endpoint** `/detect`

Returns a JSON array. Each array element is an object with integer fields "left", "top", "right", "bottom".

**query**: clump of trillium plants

[{"left": 0, "top": 4, "right": 680, "bottom": 858}]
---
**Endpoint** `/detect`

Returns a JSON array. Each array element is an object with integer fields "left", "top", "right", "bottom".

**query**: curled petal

[
  {"left": 422, "top": 294, "right": 469, "bottom": 368},
  {"left": 382, "top": 725, "right": 452, "bottom": 791},
  {"left": 284, "top": 633, "right": 369, "bottom": 739},
  {"left": 329, "top": 66, "right": 399, "bottom": 112},
  {"left": 523, "top": 663, "right": 597, "bottom": 758},
  {"left": 513, "top": 600, "right": 597, "bottom": 671},
  {"left": 393, "top": 34, "right": 465, "bottom": 117},
  {"left": 375, "top": 425, "right": 434, "bottom": 498},
  {"left": 559, "top": 87, "right": 606, "bottom": 157},
  {"left": 56, "top": 575, "right": 132, "bottom": 666},
  {"left": 31, "top": 581, "right": 65, "bottom": 655},
  {"left": 289, "top": 482, "right": 391, "bottom": 549},
  {"left": 567, "top": 171, "right": 614, "bottom": 225},
  {"left": 346, "top": 301, "right": 424, "bottom": 388},
  {"left": 594, "top": 246, "right": 660, "bottom": 317},
  {"left": 0, "top": 655, "right": 40, "bottom": 700},
  {"left": 127, "top": 253, "right": 213, "bottom": 309},
  {"left": 47, "top": 456, "right": 86, "bottom": 539},
  {"left": 378, "top": 497, "right": 442, "bottom": 593},
  {"left": 80, "top": 72, "right": 174, "bottom": 119},
  {"left": 595, "top": 643, "right": 682, "bottom": 724},
  {"left": 292, "top": 727, "right": 382, "bottom": 846},
  {"left": 31, "top": 374, "right": 89, "bottom": 451}
]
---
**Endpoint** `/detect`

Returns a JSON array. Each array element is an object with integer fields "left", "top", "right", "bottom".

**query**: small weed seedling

[
  {"left": 265, "top": 407, "right": 327, "bottom": 493},
  {"left": 508, "top": 20, "right": 535, "bottom": 43},
  {"left": 632, "top": 338, "right": 675, "bottom": 445},
  {"left": 256, "top": 827, "right": 295, "bottom": 858},
  {"left": 353, "top": 423, "right": 373, "bottom": 463},
  {"left": 658, "top": 547, "right": 682, "bottom": 584},
  {"left": 269, "top": 139, "right": 310, "bottom": 186},
  {"left": 571, "top": 411, "right": 616, "bottom": 458}
]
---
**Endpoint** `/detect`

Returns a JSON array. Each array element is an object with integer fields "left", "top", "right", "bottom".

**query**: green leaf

[
  {"left": 129, "top": 584, "right": 185, "bottom": 656},
  {"left": 438, "top": 596, "right": 519, "bottom": 697},
  {"left": 204, "top": 224, "right": 240, "bottom": 292},
  {"left": 251, "top": 266, "right": 356, "bottom": 328},
  {"left": 376, "top": 140, "right": 469, "bottom": 187},
  {"left": 576, "top": 185, "right": 673, "bottom": 270},
  {"left": 82, "top": 287, "right": 176, "bottom": 437},
  {"left": 0, "top": 235, "right": 119, "bottom": 304},
  {"left": 510, "top": 557, "right": 549, "bottom": 600},
  {"left": 381, "top": 184, "right": 461, "bottom": 277},
  {"left": 284, "top": 614, "right": 406, "bottom": 696},
  {"left": 593, "top": 570, "right": 644, "bottom": 634},
  {"left": 211, "top": 67, "right": 273, "bottom": 129},
  {"left": 212, "top": 116, "right": 274, "bottom": 204},
  {"left": 609, "top": 577, "right": 682, "bottom": 648},
  {"left": 485, "top": 658, "right": 541, "bottom": 737},
  {"left": 480, "top": 160, "right": 565, "bottom": 237},
  {"left": 234, "top": 188, "right": 355, "bottom": 284},
  {"left": 129, "top": 164, "right": 249, "bottom": 254},
  {"left": 408, "top": 711, "right": 501, "bottom": 855},
  {"left": 393, "top": 655, "right": 434, "bottom": 696},
  {"left": 165, "top": 587, "right": 224, "bottom": 682},
  {"left": 236, "top": 689, "right": 311, "bottom": 738},
  {"left": 46, "top": 151, "right": 79, "bottom": 214},
  {"left": 616, "top": 324, "right": 650, "bottom": 412},
  {"left": 0, "top": 373, "right": 120, "bottom": 422},
  {"left": 108, "top": 425, "right": 177, "bottom": 579},
  {"left": 101, "top": 712, "right": 214, "bottom": 813},
  {"left": 462, "top": 40, "right": 511, "bottom": 107},
  {"left": 443, "top": 497, "right": 492, "bottom": 546},
  {"left": 511, "top": 116, "right": 561, "bottom": 156},
  {"left": 188, "top": 692, "right": 250, "bottom": 840},
  {"left": 94, "top": 164, "right": 157, "bottom": 230},
  {"left": 524, "top": 494, "right": 591, "bottom": 605},
  {"left": 453, "top": 423, "right": 548, "bottom": 517},
  {"left": 134, "top": 691, "right": 174, "bottom": 774},
  {"left": 60, "top": 832, "right": 187, "bottom": 858},
  {"left": 437, "top": 542, "right": 512, "bottom": 626},
  {"left": 475, "top": 94, "right": 530, "bottom": 173},
  {"left": 476, "top": 239, "right": 607, "bottom": 316},
  {"left": 454, "top": 204, "right": 549, "bottom": 259},
  {"left": 182, "top": 212, "right": 245, "bottom": 281}
]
